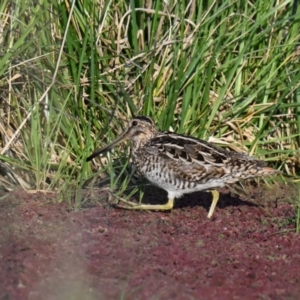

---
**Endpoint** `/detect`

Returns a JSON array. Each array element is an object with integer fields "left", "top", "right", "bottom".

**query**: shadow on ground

[{"left": 0, "top": 182, "right": 299, "bottom": 300}]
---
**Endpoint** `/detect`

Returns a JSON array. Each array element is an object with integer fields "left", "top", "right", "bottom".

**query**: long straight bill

[{"left": 86, "top": 129, "right": 130, "bottom": 162}]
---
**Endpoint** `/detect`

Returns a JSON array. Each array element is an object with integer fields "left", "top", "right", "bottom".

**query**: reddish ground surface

[{"left": 0, "top": 183, "right": 300, "bottom": 300}]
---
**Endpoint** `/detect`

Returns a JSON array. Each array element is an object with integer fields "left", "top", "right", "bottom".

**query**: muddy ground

[{"left": 0, "top": 183, "right": 300, "bottom": 300}]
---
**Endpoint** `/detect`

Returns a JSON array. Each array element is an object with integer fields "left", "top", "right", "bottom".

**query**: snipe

[{"left": 86, "top": 116, "right": 278, "bottom": 218}]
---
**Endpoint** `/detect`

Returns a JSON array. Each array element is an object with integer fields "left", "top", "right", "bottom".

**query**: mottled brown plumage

[{"left": 87, "top": 116, "right": 278, "bottom": 218}]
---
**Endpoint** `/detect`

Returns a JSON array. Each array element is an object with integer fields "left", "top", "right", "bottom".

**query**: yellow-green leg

[
  {"left": 117, "top": 197, "right": 174, "bottom": 211},
  {"left": 207, "top": 190, "right": 219, "bottom": 218}
]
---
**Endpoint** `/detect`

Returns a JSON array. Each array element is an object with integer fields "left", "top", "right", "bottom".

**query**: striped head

[{"left": 86, "top": 116, "right": 158, "bottom": 161}]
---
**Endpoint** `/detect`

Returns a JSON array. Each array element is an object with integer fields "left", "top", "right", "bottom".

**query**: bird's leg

[
  {"left": 207, "top": 190, "right": 219, "bottom": 218},
  {"left": 116, "top": 197, "right": 174, "bottom": 211}
]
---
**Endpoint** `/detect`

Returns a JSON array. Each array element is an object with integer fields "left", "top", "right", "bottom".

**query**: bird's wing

[{"left": 147, "top": 132, "right": 266, "bottom": 182}]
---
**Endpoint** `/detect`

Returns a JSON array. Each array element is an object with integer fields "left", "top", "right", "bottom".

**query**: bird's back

[{"left": 131, "top": 131, "right": 278, "bottom": 195}]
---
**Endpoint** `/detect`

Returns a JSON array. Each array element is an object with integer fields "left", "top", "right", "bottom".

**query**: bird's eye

[{"left": 132, "top": 121, "right": 138, "bottom": 126}]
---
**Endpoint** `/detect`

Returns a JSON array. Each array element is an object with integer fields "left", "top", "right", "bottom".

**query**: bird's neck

[{"left": 131, "top": 137, "right": 149, "bottom": 151}]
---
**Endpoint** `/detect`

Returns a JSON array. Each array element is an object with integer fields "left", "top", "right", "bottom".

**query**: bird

[{"left": 86, "top": 116, "right": 279, "bottom": 218}]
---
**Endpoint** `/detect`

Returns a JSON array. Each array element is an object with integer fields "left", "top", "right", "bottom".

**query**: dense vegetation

[{"left": 0, "top": 0, "right": 299, "bottom": 222}]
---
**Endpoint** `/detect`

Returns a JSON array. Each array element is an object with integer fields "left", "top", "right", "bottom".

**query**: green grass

[{"left": 0, "top": 0, "right": 300, "bottom": 227}]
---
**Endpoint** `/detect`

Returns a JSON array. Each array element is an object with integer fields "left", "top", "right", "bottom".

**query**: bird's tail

[{"left": 261, "top": 166, "right": 281, "bottom": 175}]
